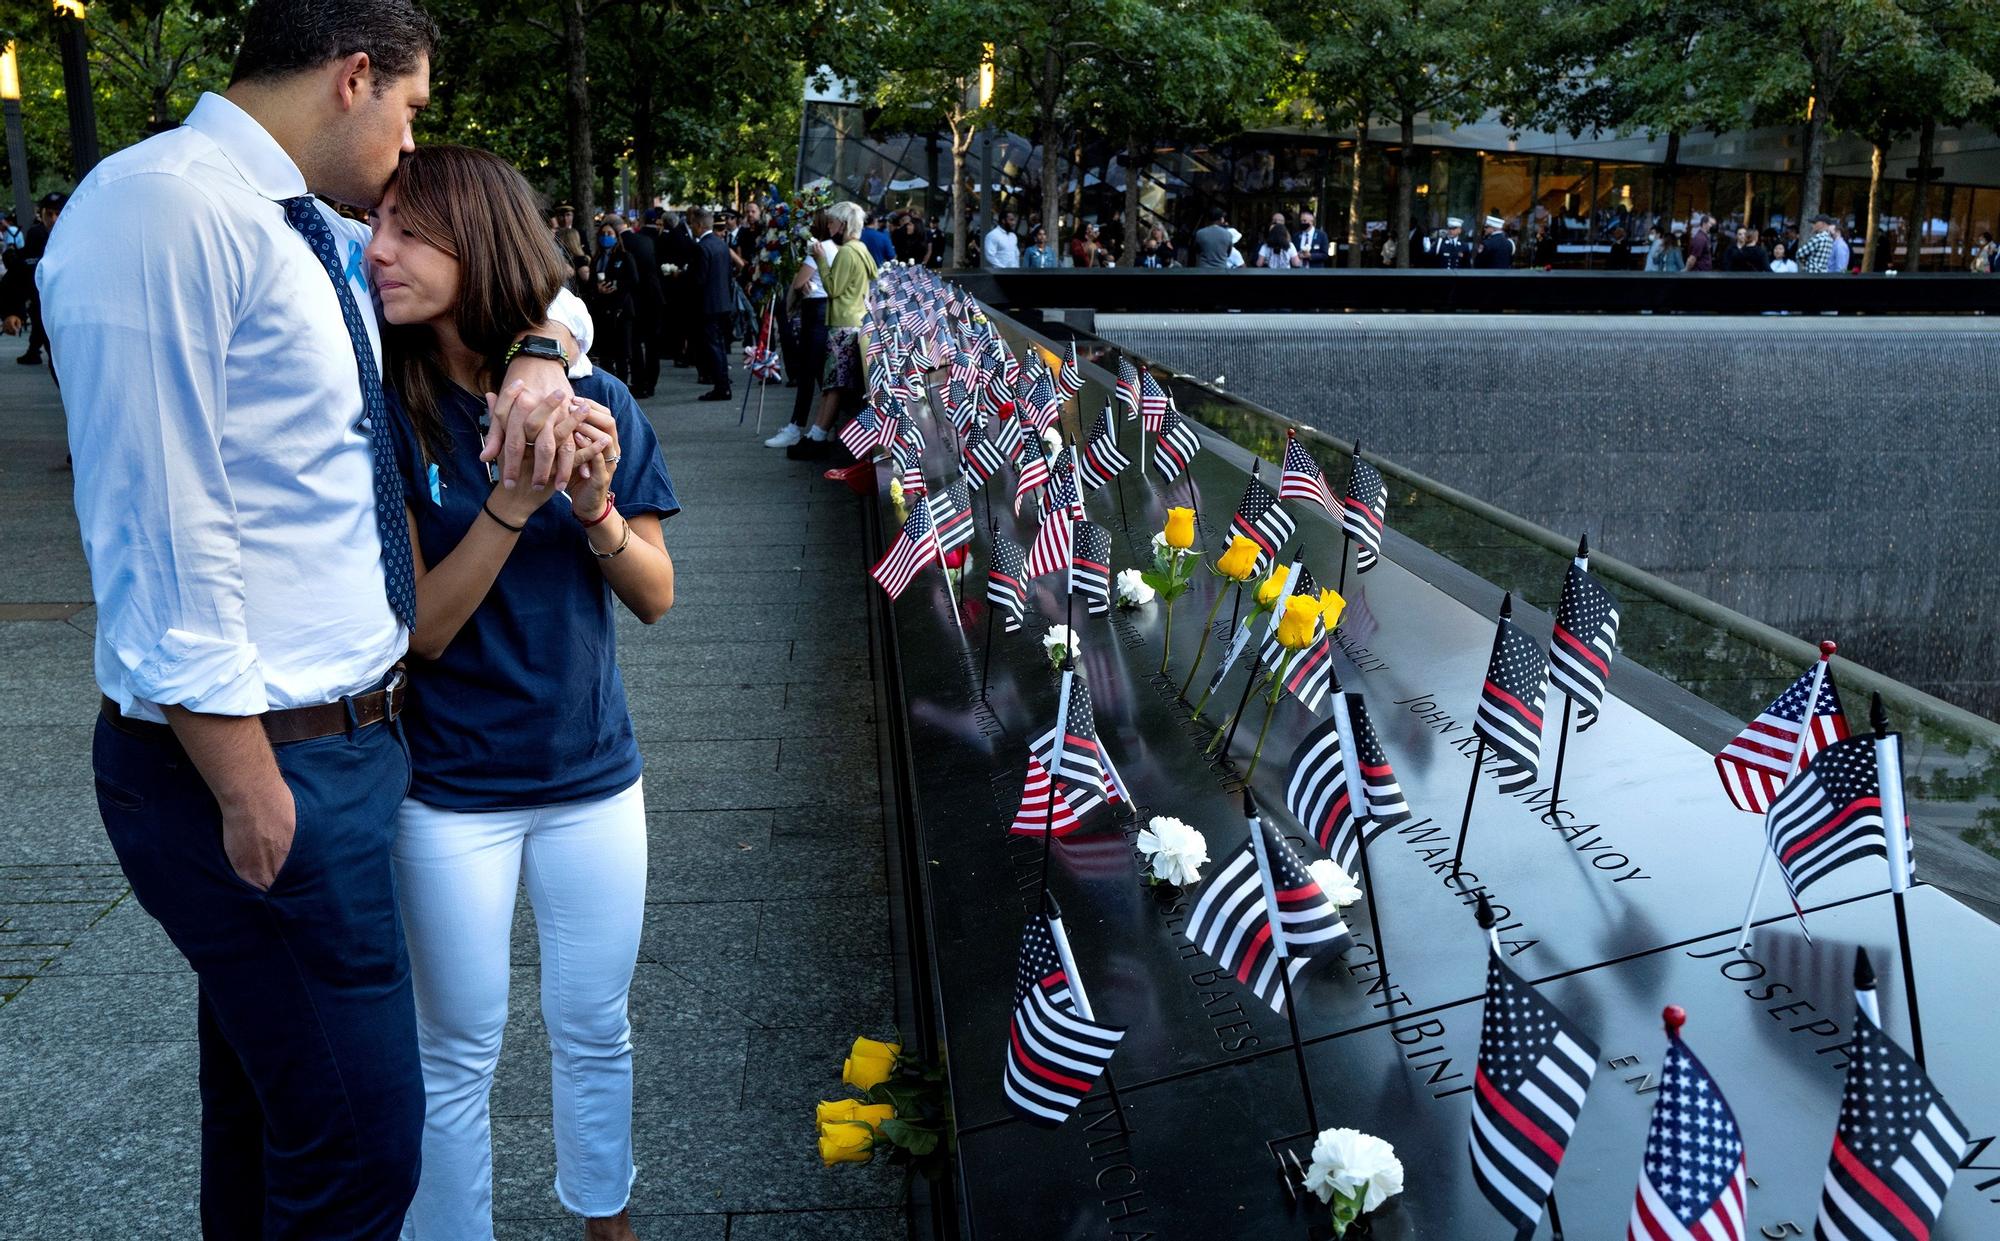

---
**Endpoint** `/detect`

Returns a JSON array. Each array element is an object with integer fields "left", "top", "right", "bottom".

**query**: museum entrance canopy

[{"left": 861, "top": 290, "right": 1999, "bottom": 1239}]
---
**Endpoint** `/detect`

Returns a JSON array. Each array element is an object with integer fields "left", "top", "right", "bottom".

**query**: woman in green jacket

[{"left": 788, "top": 199, "right": 878, "bottom": 459}]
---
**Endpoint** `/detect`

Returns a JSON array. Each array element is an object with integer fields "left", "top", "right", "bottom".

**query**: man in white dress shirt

[
  {"left": 983, "top": 209, "right": 1020, "bottom": 268},
  {"left": 40, "top": 1, "right": 588, "bottom": 1234}
]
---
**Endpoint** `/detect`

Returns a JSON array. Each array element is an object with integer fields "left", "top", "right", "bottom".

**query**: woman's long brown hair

[{"left": 382, "top": 145, "right": 566, "bottom": 463}]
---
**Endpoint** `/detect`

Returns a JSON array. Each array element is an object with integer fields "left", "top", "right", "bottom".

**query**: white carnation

[
  {"left": 1040, "top": 427, "right": 1064, "bottom": 459},
  {"left": 1136, "top": 816, "right": 1209, "bottom": 886},
  {"left": 1303, "top": 1127, "right": 1404, "bottom": 1213},
  {"left": 1115, "top": 569, "right": 1154, "bottom": 608},
  {"left": 1041, "top": 625, "right": 1077, "bottom": 668},
  {"left": 1309, "top": 859, "right": 1363, "bottom": 908}
]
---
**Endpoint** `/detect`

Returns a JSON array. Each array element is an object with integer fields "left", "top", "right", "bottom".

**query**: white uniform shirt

[
  {"left": 42, "top": 92, "right": 590, "bottom": 722},
  {"left": 983, "top": 225, "right": 1020, "bottom": 269}
]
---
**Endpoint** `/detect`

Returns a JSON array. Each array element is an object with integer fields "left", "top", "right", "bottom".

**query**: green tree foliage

[{"left": 1079, "top": 0, "right": 1276, "bottom": 266}]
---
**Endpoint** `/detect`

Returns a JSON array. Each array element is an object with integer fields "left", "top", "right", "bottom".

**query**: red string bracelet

[{"left": 578, "top": 491, "right": 617, "bottom": 528}]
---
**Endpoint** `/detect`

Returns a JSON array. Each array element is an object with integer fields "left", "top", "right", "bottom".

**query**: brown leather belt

[{"left": 99, "top": 666, "right": 408, "bottom": 746}]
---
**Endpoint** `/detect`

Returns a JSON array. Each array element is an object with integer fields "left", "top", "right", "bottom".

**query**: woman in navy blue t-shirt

[{"left": 365, "top": 146, "right": 677, "bottom": 1241}]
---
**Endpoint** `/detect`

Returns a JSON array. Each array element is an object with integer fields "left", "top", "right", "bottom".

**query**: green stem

[
  {"left": 1157, "top": 597, "right": 1175, "bottom": 677},
  {"left": 1178, "top": 585, "right": 1230, "bottom": 701},
  {"left": 1245, "top": 648, "right": 1298, "bottom": 781}
]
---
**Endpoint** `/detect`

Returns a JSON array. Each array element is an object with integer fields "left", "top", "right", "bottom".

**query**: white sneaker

[{"left": 764, "top": 424, "right": 803, "bottom": 448}]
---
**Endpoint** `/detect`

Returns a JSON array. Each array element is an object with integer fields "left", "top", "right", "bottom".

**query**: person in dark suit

[
  {"left": 1474, "top": 215, "right": 1515, "bottom": 269},
  {"left": 588, "top": 216, "right": 636, "bottom": 382},
  {"left": 693, "top": 208, "right": 741, "bottom": 400},
  {"left": 618, "top": 208, "right": 666, "bottom": 397},
  {"left": 659, "top": 210, "right": 701, "bottom": 370},
  {"left": 1293, "top": 210, "right": 1330, "bottom": 267},
  {"left": 1434, "top": 217, "right": 1474, "bottom": 270},
  {"left": 16, "top": 191, "right": 63, "bottom": 366}
]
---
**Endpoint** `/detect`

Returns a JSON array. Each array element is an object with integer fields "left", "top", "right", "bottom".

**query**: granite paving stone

[{"left": 0, "top": 367, "right": 906, "bottom": 1233}]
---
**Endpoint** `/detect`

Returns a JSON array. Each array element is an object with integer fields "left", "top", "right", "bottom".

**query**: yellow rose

[
  {"left": 1277, "top": 596, "right": 1321, "bottom": 649},
  {"left": 1214, "top": 535, "right": 1259, "bottom": 581},
  {"left": 1163, "top": 507, "right": 1196, "bottom": 550},
  {"left": 1317, "top": 588, "right": 1346, "bottom": 632},
  {"left": 818, "top": 1120, "right": 875, "bottom": 1165},
  {"left": 1255, "top": 570, "right": 1287, "bottom": 608},
  {"left": 819, "top": 1099, "right": 896, "bottom": 1128},
  {"left": 841, "top": 1036, "right": 901, "bottom": 1091}
]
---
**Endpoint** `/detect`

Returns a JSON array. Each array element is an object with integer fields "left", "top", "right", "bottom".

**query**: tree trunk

[
  {"left": 562, "top": 0, "right": 595, "bottom": 226},
  {"left": 633, "top": 72, "right": 656, "bottom": 213},
  {"left": 1345, "top": 117, "right": 1367, "bottom": 268},
  {"left": 1799, "top": 112, "right": 1827, "bottom": 223},
  {"left": 1903, "top": 117, "right": 1935, "bottom": 273},
  {"left": 1393, "top": 109, "right": 1415, "bottom": 268},
  {"left": 1862, "top": 137, "right": 1887, "bottom": 273},
  {"left": 1122, "top": 135, "right": 1144, "bottom": 268},
  {"left": 1040, "top": 127, "right": 1063, "bottom": 258},
  {"left": 949, "top": 113, "right": 973, "bottom": 268}
]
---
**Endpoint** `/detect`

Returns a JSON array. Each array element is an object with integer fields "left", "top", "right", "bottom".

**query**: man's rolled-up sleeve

[{"left": 43, "top": 173, "right": 267, "bottom": 715}]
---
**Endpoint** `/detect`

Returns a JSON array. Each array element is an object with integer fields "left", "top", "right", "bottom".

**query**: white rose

[
  {"left": 1136, "top": 816, "right": 1209, "bottom": 886},
  {"left": 1115, "top": 569, "right": 1155, "bottom": 608},
  {"left": 1041, "top": 625, "right": 1077, "bottom": 667},
  {"left": 1041, "top": 427, "right": 1064, "bottom": 459},
  {"left": 1309, "top": 859, "right": 1363, "bottom": 908},
  {"left": 1303, "top": 1127, "right": 1404, "bottom": 1213},
  {"left": 1150, "top": 531, "right": 1173, "bottom": 573}
]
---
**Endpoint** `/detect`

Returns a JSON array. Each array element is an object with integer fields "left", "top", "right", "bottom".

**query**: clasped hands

[{"left": 479, "top": 381, "right": 621, "bottom": 527}]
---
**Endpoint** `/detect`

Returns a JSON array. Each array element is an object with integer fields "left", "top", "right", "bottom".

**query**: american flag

[
  {"left": 1765, "top": 735, "right": 1904, "bottom": 902},
  {"left": 894, "top": 404, "right": 925, "bottom": 454},
  {"left": 1714, "top": 665, "right": 1850, "bottom": 814},
  {"left": 1030, "top": 672, "right": 1126, "bottom": 819},
  {"left": 1042, "top": 446, "right": 1085, "bottom": 523},
  {"left": 890, "top": 438, "right": 927, "bottom": 500},
  {"left": 986, "top": 535, "right": 1030, "bottom": 633},
  {"left": 1467, "top": 946, "right": 1600, "bottom": 1237},
  {"left": 1626, "top": 1020, "right": 1747, "bottom": 1241},
  {"left": 1021, "top": 368, "right": 1062, "bottom": 434},
  {"left": 1475, "top": 603, "right": 1551, "bottom": 795},
  {"left": 929, "top": 478, "right": 973, "bottom": 555},
  {"left": 1013, "top": 438, "right": 1050, "bottom": 517},
  {"left": 1152, "top": 404, "right": 1202, "bottom": 485},
  {"left": 960, "top": 420, "right": 1006, "bottom": 488},
  {"left": 1055, "top": 340, "right": 1083, "bottom": 400},
  {"left": 1115, "top": 355, "right": 1142, "bottom": 423},
  {"left": 1811, "top": 1007, "right": 1967, "bottom": 1241},
  {"left": 1002, "top": 911, "right": 1126, "bottom": 1128},
  {"left": 1137, "top": 369, "right": 1169, "bottom": 432},
  {"left": 869, "top": 500, "right": 941, "bottom": 601},
  {"left": 1279, "top": 430, "right": 1336, "bottom": 514},
  {"left": 997, "top": 335, "right": 1020, "bottom": 388},
  {"left": 838, "top": 406, "right": 894, "bottom": 459},
  {"left": 1077, "top": 406, "right": 1130, "bottom": 490},
  {"left": 1008, "top": 754, "right": 1081, "bottom": 837},
  {"left": 949, "top": 348, "right": 979, "bottom": 393},
  {"left": 1275, "top": 631, "right": 1334, "bottom": 715},
  {"left": 1183, "top": 813, "right": 1352, "bottom": 1015},
  {"left": 945, "top": 376, "right": 976, "bottom": 435},
  {"left": 1286, "top": 697, "right": 1411, "bottom": 875},
  {"left": 1341, "top": 455, "right": 1388, "bottom": 573},
  {"left": 979, "top": 365, "right": 1007, "bottom": 420},
  {"left": 1026, "top": 507, "right": 1074, "bottom": 581},
  {"left": 991, "top": 402, "right": 1024, "bottom": 460},
  {"left": 1230, "top": 475, "right": 1297, "bottom": 577},
  {"left": 1548, "top": 558, "right": 1621, "bottom": 732},
  {"left": 1070, "top": 520, "right": 1112, "bottom": 616},
  {"left": 865, "top": 325, "right": 890, "bottom": 364}
]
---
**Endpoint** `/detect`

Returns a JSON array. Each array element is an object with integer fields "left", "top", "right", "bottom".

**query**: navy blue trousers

[{"left": 93, "top": 714, "right": 424, "bottom": 1239}]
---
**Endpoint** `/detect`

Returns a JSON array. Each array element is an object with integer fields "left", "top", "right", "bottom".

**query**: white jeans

[{"left": 392, "top": 778, "right": 647, "bottom": 1238}]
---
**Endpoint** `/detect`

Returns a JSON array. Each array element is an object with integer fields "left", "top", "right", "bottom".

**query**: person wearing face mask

[
  {"left": 368, "top": 144, "right": 678, "bottom": 1241},
  {"left": 590, "top": 217, "right": 636, "bottom": 382}
]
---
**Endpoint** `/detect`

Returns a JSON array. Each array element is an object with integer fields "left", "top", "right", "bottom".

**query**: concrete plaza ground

[{"left": 0, "top": 356, "right": 906, "bottom": 1238}]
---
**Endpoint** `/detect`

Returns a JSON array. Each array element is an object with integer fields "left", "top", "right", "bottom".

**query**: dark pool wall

[{"left": 1098, "top": 312, "right": 2000, "bottom": 719}]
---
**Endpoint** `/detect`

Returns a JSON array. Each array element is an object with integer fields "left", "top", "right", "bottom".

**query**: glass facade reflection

[{"left": 801, "top": 101, "right": 2000, "bottom": 272}]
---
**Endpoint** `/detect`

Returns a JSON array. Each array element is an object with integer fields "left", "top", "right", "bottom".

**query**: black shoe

[
  {"left": 698, "top": 388, "right": 733, "bottom": 402},
  {"left": 15, "top": 353, "right": 39, "bottom": 365},
  {"left": 786, "top": 437, "right": 831, "bottom": 460}
]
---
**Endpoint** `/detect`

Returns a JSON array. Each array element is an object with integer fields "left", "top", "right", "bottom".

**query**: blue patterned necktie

[{"left": 280, "top": 195, "right": 416, "bottom": 629}]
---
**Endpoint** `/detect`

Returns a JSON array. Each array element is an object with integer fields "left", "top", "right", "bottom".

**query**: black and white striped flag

[
  {"left": 1183, "top": 812, "right": 1351, "bottom": 1014},
  {"left": 1547, "top": 557, "right": 1620, "bottom": 732},
  {"left": 1002, "top": 910, "right": 1125, "bottom": 1127},
  {"left": 1069, "top": 521, "right": 1112, "bottom": 616}
]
